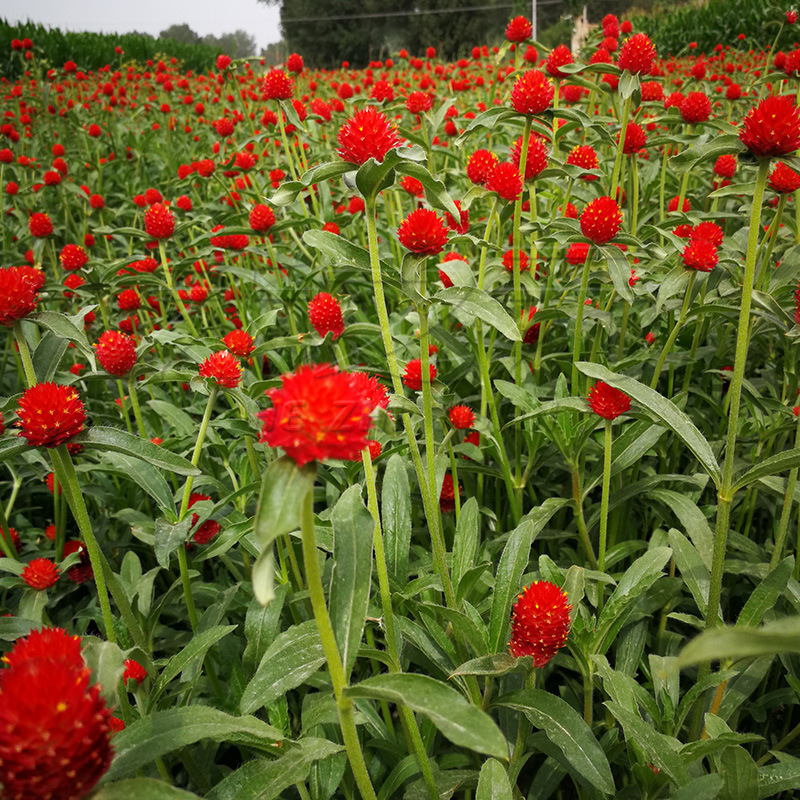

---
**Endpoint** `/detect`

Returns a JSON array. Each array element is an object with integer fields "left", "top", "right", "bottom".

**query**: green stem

[
  {"left": 650, "top": 271, "right": 697, "bottom": 390},
  {"left": 598, "top": 420, "right": 613, "bottom": 573},
  {"left": 610, "top": 92, "right": 632, "bottom": 201},
  {"left": 571, "top": 247, "right": 595, "bottom": 392},
  {"left": 771, "top": 407, "right": 800, "bottom": 568},
  {"left": 572, "top": 467, "right": 599, "bottom": 569},
  {"left": 300, "top": 487, "right": 377, "bottom": 800},
  {"left": 13, "top": 321, "right": 36, "bottom": 387}
]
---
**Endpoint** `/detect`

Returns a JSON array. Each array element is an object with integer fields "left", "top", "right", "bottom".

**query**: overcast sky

[{"left": 2, "top": 0, "right": 284, "bottom": 50}]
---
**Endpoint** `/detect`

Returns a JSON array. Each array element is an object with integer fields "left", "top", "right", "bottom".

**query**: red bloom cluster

[
  {"left": 510, "top": 70, "right": 554, "bottom": 115},
  {"left": 199, "top": 350, "right": 242, "bottom": 388},
  {"left": 308, "top": 292, "right": 345, "bottom": 339},
  {"left": 337, "top": 107, "right": 402, "bottom": 165},
  {"left": 0, "top": 627, "right": 113, "bottom": 800},
  {"left": 223, "top": 329, "right": 254, "bottom": 357},
  {"left": 466, "top": 149, "right": 499, "bottom": 185},
  {"left": 770, "top": 161, "right": 800, "bottom": 193},
  {"left": 403, "top": 359, "right": 437, "bottom": 391},
  {"left": 397, "top": 209, "right": 449, "bottom": 255},
  {"left": 567, "top": 145, "right": 600, "bottom": 181},
  {"left": 509, "top": 581, "right": 572, "bottom": 666},
  {"left": 262, "top": 69, "right": 293, "bottom": 100},
  {"left": 449, "top": 405, "right": 475, "bottom": 429},
  {"left": 188, "top": 493, "right": 221, "bottom": 544},
  {"left": 17, "top": 383, "right": 86, "bottom": 448},
  {"left": 588, "top": 381, "right": 631, "bottom": 419},
  {"left": 580, "top": 197, "right": 622, "bottom": 245},
  {"left": 511, "top": 135, "right": 548, "bottom": 180},
  {"left": 21, "top": 558, "right": 60, "bottom": 590},
  {"left": 249, "top": 203, "right": 276, "bottom": 232},
  {"left": 0, "top": 266, "right": 41, "bottom": 327},
  {"left": 28, "top": 213, "right": 53, "bottom": 238},
  {"left": 258, "top": 364, "right": 375, "bottom": 466},
  {"left": 95, "top": 330, "right": 137, "bottom": 376},
  {"left": 617, "top": 33, "right": 657, "bottom": 74},
  {"left": 739, "top": 95, "right": 800, "bottom": 158},
  {"left": 505, "top": 16, "right": 532, "bottom": 42},
  {"left": 144, "top": 202, "right": 175, "bottom": 239},
  {"left": 59, "top": 244, "right": 88, "bottom": 270},
  {"left": 485, "top": 161, "right": 523, "bottom": 202}
]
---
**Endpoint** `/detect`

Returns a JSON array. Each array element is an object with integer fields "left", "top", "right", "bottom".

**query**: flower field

[{"left": 4, "top": 11, "right": 800, "bottom": 799}]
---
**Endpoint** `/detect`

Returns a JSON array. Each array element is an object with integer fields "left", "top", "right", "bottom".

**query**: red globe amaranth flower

[
  {"left": 467, "top": 149, "right": 499, "bottom": 185},
  {"left": 308, "top": 293, "right": 345, "bottom": 339},
  {"left": 123, "top": 658, "right": 147, "bottom": 685},
  {"left": 506, "top": 16, "right": 532, "bottom": 42},
  {"left": 617, "top": 33, "right": 657, "bottom": 74},
  {"left": 216, "top": 54, "right": 231, "bottom": 71},
  {"left": 449, "top": 405, "right": 475, "bottom": 429},
  {"left": 286, "top": 52, "right": 304, "bottom": 73},
  {"left": 1, "top": 526, "right": 20, "bottom": 553},
  {"left": 262, "top": 69, "right": 293, "bottom": 99},
  {"left": 222, "top": 329, "right": 254, "bottom": 357},
  {"left": 397, "top": 209, "right": 449, "bottom": 255},
  {"left": 406, "top": 91, "right": 433, "bottom": 114},
  {"left": 0, "top": 266, "right": 40, "bottom": 326},
  {"left": 620, "top": 122, "right": 647, "bottom": 154},
  {"left": 2, "top": 628, "right": 83, "bottom": 671},
  {"left": 117, "top": 288, "right": 141, "bottom": 311},
  {"left": 680, "top": 91, "right": 712, "bottom": 123},
  {"left": 485, "top": 161, "right": 523, "bottom": 202},
  {"left": 17, "top": 383, "right": 86, "bottom": 448},
  {"left": 144, "top": 202, "right": 175, "bottom": 239},
  {"left": 522, "top": 306, "right": 540, "bottom": 344},
  {"left": 770, "top": 161, "right": 800, "bottom": 193},
  {"left": 258, "top": 364, "right": 375, "bottom": 466},
  {"left": 511, "top": 135, "right": 548, "bottom": 180},
  {"left": 403, "top": 359, "right": 437, "bottom": 391},
  {"left": 580, "top": 197, "right": 622, "bottom": 245},
  {"left": 566, "top": 242, "right": 590, "bottom": 264},
  {"left": 0, "top": 631, "right": 113, "bottom": 800},
  {"left": 439, "top": 474, "right": 460, "bottom": 512},
  {"left": 95, "top": 330, "right": 137, "bottom": 376},
  {"left": 510, "top": 70, "right": 554, "bottom": 115},
  {"left": 588, "top": 381, "right": 631, "bottom": 419},
  {"left": 199, "top": 350, "right": 242, "bottom": 388},
  {"left": 546, "top": 44, "right": 574, "bottom": 79},
  {"left": 59, "top": 244, "right": 88, "bottom": 270},
  {"left": 187, "top": 493, "right": 221, "bottom": 544},
  {"left": 350, "top": 372, "right": 390, "bottom": 414},
  {"left": 28, "top": 213, "right": 53, "bottom": 238},
  {"left": 62, "top": 540, "right": 93, "bottom": 583},
  {"left": 567, "top": 144, "right": 600, "bottom": 180},
  {"left": 249, "top": 203, "right": 275, "bottom": 232},
  {"left": 682, "top": 239, "right": 718, "bottom": 272},
  {"left": 739, "top": 95, "right": 800, "bottom": 158},
  {"left": 21, "top": 558, "right": 59, "bottom": 590},
  {"left": 337, "top": 107, "right": 401, "bottom": 165},
  {"left": 690, "top": 221, "right": 724, "bottom": 247},
  {"left": 509, "top": 581, "right": 572, "bottom": 666},
  {"left": 789, "top": 10, "right": 799, "bottom": 24}
]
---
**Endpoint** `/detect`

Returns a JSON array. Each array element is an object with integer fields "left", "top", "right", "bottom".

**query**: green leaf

[
  {"left": 667, "top": 528, "right": 710, "bottom": 617},
  {"left": 382, "top": 454, "right": 412, "bottom": 583},
  {"left": 667, "top": 774, "right": 723, "bottom": 800},
  {"left": 670, "top": 134, "right": 744, "bottom": 174},
  {"left": 94, "top": 778, "right": 203, "bottom": 799},
  {"left": 0, "top": 616, "right": 36, "bottom": 641},
  {"left": 435, "top": 287, "right": 522, "bottom": 341},
  {"left": 72, "top": 428, "right": 200, "bottom": 476},
  {"left": 605, "top": 701, "right": 691, "bottom": 786},
  {"left": 251, "top": 547, "right": 276, "bottom": 606},
  {"left": 329, "top": 486, "right": 373, "bottom": 677},
  {"left": 82, "top": 638, "right": 127, "bottom": 707},
  {"left": 344, "top": 673, "right": 507, "bottom": 759},
  {"left": 649, "top": 489, "right": 713, "bottom": 569},
  {"left": 678, "top": 618, "right": 800, "bottom": 666},
  {"left": 270, "top": 161, "right": 352, "bottom": 205},
  {"left": 303, "top": 229, "right": 371, "bottom": 271},
  {"left": 618, "top": 71, "right": 640, "bottom": 100},
  {"left": 102, "top": 452, "right": 175, "bottom": 516},
  {"left": 593, "top": 547, "right": 672, "bottom": 655},
  {"left": 253, "top": 456, "right": 317, "bottom": 549},
  {"left": 476, "top": 758, "right": 513, "bottom": 800},
  {"left": 451, "top": 653, "right": 521, "bottom": 678},
  {"left": 575, "top": 363, "right": 721, "bottom": 486},
  {"left": 205, "top": 739, "right": 345, "bottom": 800},
  {"left": 453, "top": 497, "right": 480, "bottom": 589},
  {"left": 149, "top": 626, "right": 236, "bottom": 706},
  {"left": 396, "top": 160, "right": 459, "bottom": 218},
  {"left": 499, "top": 690, "right": 614, "bottom": 795},
  {"left": 153, "top": 518, "right": 192, "bottom": 569},
  {"left": 28, "top": 310, "right": 96, "bottom": 369},
  {"left": 733, "top": 447, "right": 800, "bottom": 494},
  {"left": 32, "top": 331, "right": 68, "bottom": 382},
  {"left": 737, "top": 558, "right": 793, "bottom": 628},
  {"left": 759, "top": 753, "right": 800, "bottom": 797},
  {"left": 240, "top": 621, "right": 324, "bottom": 714},
  {"left": 598, "top": 244, "right": 634, "bottom": 304},
  {"left": 243, "top": 584, "right": 289, "bottom": 671},
  {"left": 0, "top": 438, "right": 28, "bottom": 464},
  {"left": 106, "top": 707, "right": 281, "bottom": 781},
  {"left": 722, "top": 746, "right": 759, "bottom": 800}
]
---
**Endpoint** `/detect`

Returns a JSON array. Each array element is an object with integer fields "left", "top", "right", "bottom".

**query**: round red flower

[
  {"left": 17, "top": 383, "right": 85, "bottom": 448},
  {"left": 21, "top": 558, "right": 59, "bottom": 590},
  {"left": 0, "top": 266, "right": 40, "bottom": 327},
  {"left": 0, "top": 638, "right": 113, "bottom": 800},
  {"left": 28, "top": 213, "right": 53, "bottom": 238},
  {"left": 567, "top": 144, "right": 600, "bottom": 180},
  {"left": 680, "top": 91, "right": 712, "bottom": 123},
  {"left": 449, "top": 405, "right": 475, "bottom": 429},
  {"left": 350, "top": 372, "right": 390, "bottom": 414},
  {"left": 506, "top": 15, "right": 532, "bottom": 42},
  {"left": 222, "top": 329, "right": 254, "bottom": 357},
  {"left": 59, "top": 244, "right": 88, "bottom": 271},
  {"left": 188, "top": 493, "right": 221, "bottom": 544},
  {"left": 439, "top": 473, "right": 461, "bottom": 512},
  {"left": 406, "top": 91, "right": 433, "bottom": 114},
  {"left": 485, "top": 161, "right": 523, "bottom": 202},
  {"left": 682, "top": 239, "right": 718, "bottom": 272},
  {"left": 397, "top": 209, "right": 449, "bottom": 255},
  {"left": 95, "top": 330, "right": 137, "bottom": 376},
  {"left": 144, "top": 202, "right": 175, "bottom": 239},
  {"left": 580, "top": 197, "right": 622, "bottom": 245},
  {"left": 510, "top": 70, "right": 554, "bottom": 115},
  {"left": 308, "top": 293, "right": 345, "bottom": 340},
  {"left": 617, "top": 33, "right": 657, "bottom": 75},
  {"left": 249, "top": 203, "right": 276, "bottom": 232},
  {"left": 770, "top": 161, "right": 800, "bottom": 193},
  {"left": 739, "top": 95, "right": 800, "bottom": 158},
  {"left": 587, "top": 381, "right": 631, "bottom": 419},
  {"left": 286, "top": 52, "right": 304, "bottom": 73},
  {"left": 466, "top": 149, "right": 499, "bottom": 185},
  {"left": 199, "top": 350, "right": 242, "bottom": 388},
  {"left": 620, "top": 122, "right": 647, "bottom": 154},
  {"left": 403, "top": 358, "right": 437, "bottom": 391},
  {"left": 546, "top": 44, "right": 574, "bottom": 79},
  {"left": 258, "top": 364, "right": 375, "bottom": 466},
  {"left": 123, "top": 658, "right": 147, "bottom": 685},
  {"left": 2, "top": 628, "right": 83, "bottom": 671},
  {"left": 509, "top": 581, "right": 572, "bottom": 665},
  {"left": 690, "top": 221, "right": 724, "bottom": 247},
  {"left": 511, "top": 135, "right": 548, "bottom": 180},
  {"left": 262, "top": 69, "right": 293, "bottom": 100},
  {"left": 337, "top": 107, "right": 402, "bottom": 166}
]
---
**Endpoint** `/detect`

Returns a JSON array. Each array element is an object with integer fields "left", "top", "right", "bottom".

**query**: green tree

[
  {"left": 159, "top": 24, "right": 202, "bottom": 45},
  {"left": 203, "top": 29, "right": 257, "bottom": 57}
]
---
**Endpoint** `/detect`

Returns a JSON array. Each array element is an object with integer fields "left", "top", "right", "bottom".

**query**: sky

[{"left": 1, "top": 0, "right": 284, "bottom": 51}]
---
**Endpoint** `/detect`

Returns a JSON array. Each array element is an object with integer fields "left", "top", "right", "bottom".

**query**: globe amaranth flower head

[
  {"left": 770, "top": 161, "right": 800, "bottom": 193},
  {"left": 506, "top": 15, "right": 533, "bottom": 42},
  {"left": 739, "top": 94, "right": 800, "bottom": 158},
  {"left": 580, "top": 196, "right": 623, "bottom": 245},
  {"left": 617, "top": 33, "right": 657, "bottom": 75},
  {"left": 28, "top": 212, "right": 53, "bottom": 238},
  {"left": 397, "top": 208, "right": 449, "bottom": 255},
  {"left": 262, "top": 68, "right": 293, "bottom": 100},
  {"left": 337, "top": 106, "right": 402, "bottom": 166},
  {"left": 0, "top": 627, "right": 113, "bottom": 800},
  {"left": 17, "top": 382, "right": 86, "bottom": 448},
  {"left": 199, "top": 350, "right": 243, "bottom": 388},
  {"left": 144, "top": 202, "right": 175, "bottom": 239},
  {"left": 510, "top": 69, "right": 554, "bottom": 115},
  {"left": 509, "top": 581, "right": 572, "bottom": 666},
  {"left": 0, "top": 266, "right": 41, "bottom": 327},
  {"left": 258, "top": 363, "right": 375, "bottom": 466},
  {"left": 588, "top": 381, "right": 631, "bottom": 419},
  {"left": 308, "top": 292, "right": 345, "bottom": 339},
  {"left": 95, "top": 330, "right": 137, "bottom": 376}
]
